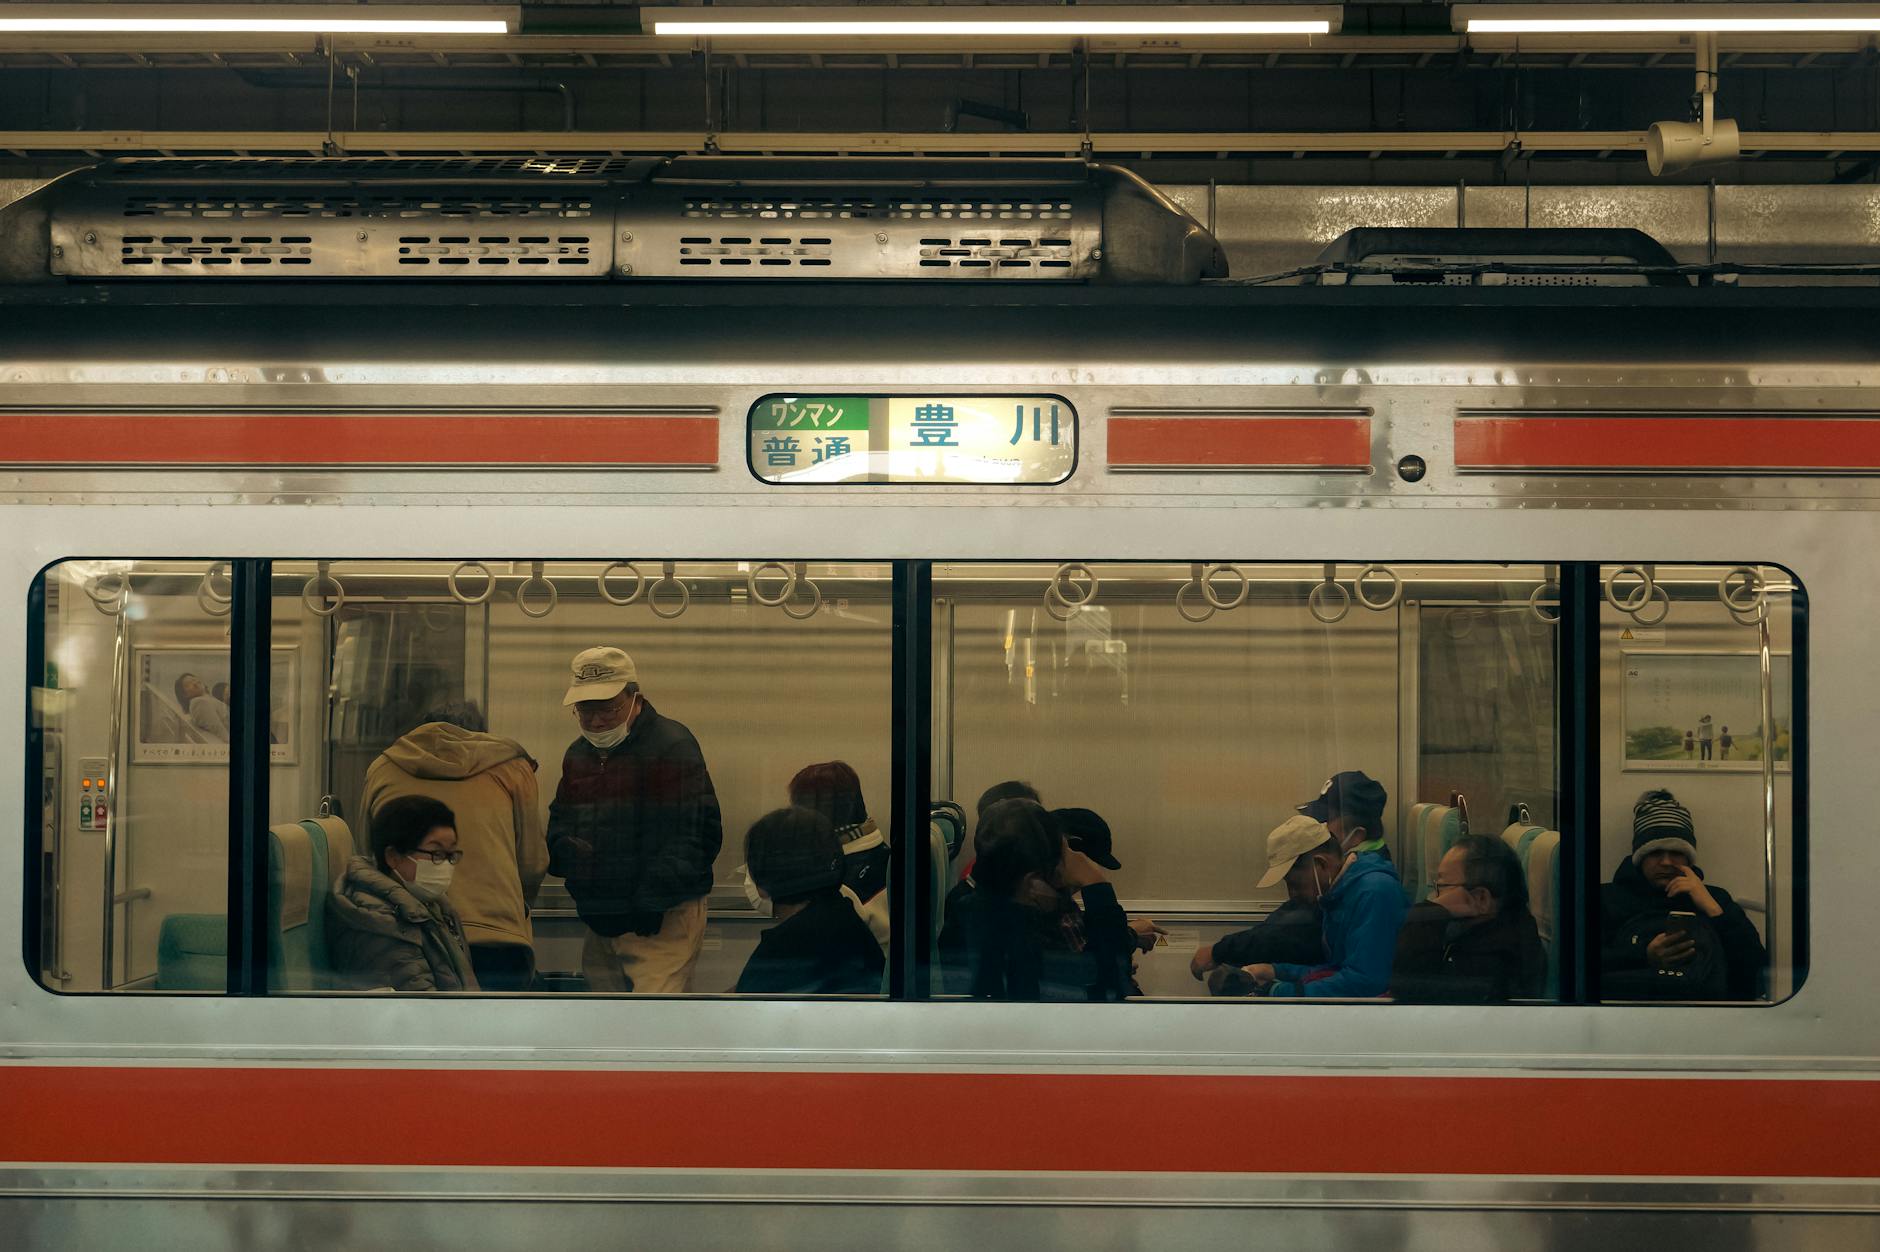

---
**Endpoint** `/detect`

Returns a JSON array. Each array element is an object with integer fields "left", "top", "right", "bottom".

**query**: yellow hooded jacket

[{"left": 362, "top": 722, "right": 547, "bottom": 952}]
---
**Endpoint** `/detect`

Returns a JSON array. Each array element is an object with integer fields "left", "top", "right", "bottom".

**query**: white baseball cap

[
  {"left": 1255, "top": 814, "right": 1332, "bottom": 889},
  {"left": 562, "top": 646, "right": 638, "bottom": 706}
]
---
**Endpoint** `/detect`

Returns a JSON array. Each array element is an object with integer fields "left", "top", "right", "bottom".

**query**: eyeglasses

[
  {"left": 414, "top": 849, "right": 464, "bottom": 865},
  {"left": 1428, "top": 879, "right": 1474, "bottom": 892}
]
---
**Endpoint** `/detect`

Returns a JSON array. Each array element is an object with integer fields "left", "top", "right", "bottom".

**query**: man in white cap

[
  {"left": 547, "top": 646, "right": 723, "bottom": 994},
  {"left": 1190, "top": 815, "right": 1329, "bottom": 990}
]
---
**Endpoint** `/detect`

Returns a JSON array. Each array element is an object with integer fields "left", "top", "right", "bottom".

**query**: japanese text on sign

[{"left": 750, "top": 395, "right": 1075, "bottom": 485}]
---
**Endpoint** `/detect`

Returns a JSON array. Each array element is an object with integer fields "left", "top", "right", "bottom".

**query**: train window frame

[
  {"left": 744, "top": 393, "right": 1080, "bottom": 487},
  {"left": 22, "top": 557, "right": 1807, "bottom": 1006}
]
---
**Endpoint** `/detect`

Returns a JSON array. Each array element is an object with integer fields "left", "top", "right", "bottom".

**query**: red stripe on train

[
  {"left": 4, "top": 1068, "right": 1878, "bottom": 1176},
  {"left": 1108, "top": 416, "right": 1372, "bottom": 471},
  {"left": 1455, "top": 415, "right": 1880, "bottom": 473},
  {"left": 0, "top": 414, "right": 720, "bottom": 467}
]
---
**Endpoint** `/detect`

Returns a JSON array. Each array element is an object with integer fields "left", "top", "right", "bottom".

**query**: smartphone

[{"left": 1666, "top": 910, "right": 1698, "bottom": 939}]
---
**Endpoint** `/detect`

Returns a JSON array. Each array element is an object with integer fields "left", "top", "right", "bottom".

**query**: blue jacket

[{"left": 1270, "top": 851, "right": 1406, "bottom": 998}]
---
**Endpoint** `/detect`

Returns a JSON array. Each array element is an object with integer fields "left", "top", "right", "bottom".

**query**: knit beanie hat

[
  {"left": 1631, "top": 789, "right": 1697, "bottom": 865},
  {"left": 745, "top": 807, "right": 845, "bottom": 901}
]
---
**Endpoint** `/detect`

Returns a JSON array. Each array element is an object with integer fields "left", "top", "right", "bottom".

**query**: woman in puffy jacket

[{"left": 328, "top": 794, "right": 479, "bottom": 992}]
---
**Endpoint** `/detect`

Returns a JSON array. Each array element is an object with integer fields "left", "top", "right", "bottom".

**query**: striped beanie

[{"left": 1631, "top": 789, "right": 1697, "bottom": 865}]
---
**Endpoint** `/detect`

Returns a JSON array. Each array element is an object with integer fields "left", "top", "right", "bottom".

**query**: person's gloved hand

[{"left": 628, "top": 910, "right": 665, "bottom": 937}]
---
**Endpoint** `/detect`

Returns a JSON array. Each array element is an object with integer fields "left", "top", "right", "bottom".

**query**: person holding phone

[{"left": 1599, "top": 789, "right": 1767, "bottom": 1000}]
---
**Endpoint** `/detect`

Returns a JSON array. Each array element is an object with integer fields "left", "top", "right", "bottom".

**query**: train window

[
  {"left": 30, "top": 560, "right": 236, "bottom": 992},
  {"left": 748, "top": 394, "right": 1076, "bottom": 485},
  {"left": 1597, "top": 564, "right": 1801, "bottom": 1004},
  {"left": 267, "top": 559, "right": 893, "bottom": 996},
  {"left": 930, "top": 562, "right": 1566, "bottom": 1004}
]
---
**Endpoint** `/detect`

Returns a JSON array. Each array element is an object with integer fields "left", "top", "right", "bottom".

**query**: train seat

[
  {"left": 1402, "top": 802, "right": 1462, "bottom": 901},
  {"left": 155, "top": 913, "right": 227, "bottom": 990},
  {"left": 267, "top": 816, "right": 356, "bottom": 991},
  {"left": 1500, "top": 822, "right": 1561, "bottom": 998}
]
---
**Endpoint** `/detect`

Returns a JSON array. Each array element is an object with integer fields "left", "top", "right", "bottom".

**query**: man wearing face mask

[
  {"left": 548, "top": 647, "right": 723, "bottom": 994},
  {"left": 327, "top": 794, "right": 478, "bottom": 992},
  {"left": 1391, "top": 835, "right": 1545, "bottom": 1003},
  {"left": 1240, "top": 774, "right": 1406, "bottom": 998}
]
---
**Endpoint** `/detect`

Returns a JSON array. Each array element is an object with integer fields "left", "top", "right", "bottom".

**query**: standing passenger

[
  {"left": 735, "top": 807, "right": 885, "bottom": 995},
  {"left": 547, "top": 647, "right": 723, "bottom": 994},
  {"left": 328, "top": 795, "right": 477, "bottom": 992},
  {"left": 362, "top": 701, "right": 547, "bottom": 992}
]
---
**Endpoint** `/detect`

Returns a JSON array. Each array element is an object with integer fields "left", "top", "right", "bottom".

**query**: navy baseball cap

[{"left": 1297, "top": 771, "right": 1387, "bottom": 831}]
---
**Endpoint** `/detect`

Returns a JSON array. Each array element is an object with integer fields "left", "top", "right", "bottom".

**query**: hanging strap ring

[
  {"left": 1308, "top": 579, "right": 1351, "bottom": 626},
  {"left": 198, "top": 581, "right": 234, "bottom": 618},
  {"left": 1630, "top": 583, "right": 1672, "bottom": 627},
  {"left": 648, "top": 565, "right": 689, "bottom": 620},
  {"left": 199, "top": 561, "right": 234, "bottom": 606},
  {"left": 1444, "top": 607, "right": 1479, "bottom": 640},
  {"left": 781, "top": 578, "right": 824, "bottom": 621},
  {"left": 84, "top": 570, "right": 128, "bottom": 614},
  {"left": 447, "top": 561, "right": 495, "bottom": 606},
  {"left": 1719, "top": 566, "right": 1768, "bottom": 616},
  {"left": 1175, "top": 579, "right": 1216, "bottom": 624},
  {"left": 748, "top": 560, "right": 798, "bottom": 608},
  {"left": 1354, "top": 564, "right": 1403, "bottom": 612},
  {"left": 1048, "top": 562, "right": 1098, "bottom": 607},
  {"left": 301, "top": 563, "right": 345, "bottom": 618},
  {"left": 1527, "top": 581, "right": 1562, "bottom": 626},
  {"left": 516, "top": 563, "right": 558, "bottom": 620},
  {"left": 1042, "top": 592, "right": 1077, "bottom": 623},
  {"left": 1200, "top": 562, "right": 1249, "bottom": 611},
  {"left": 1604, "top": 564, "right": 1654, "bottom": 614},
  {"left": 597, "top": 561, "right": 645, "bottom": 606}
]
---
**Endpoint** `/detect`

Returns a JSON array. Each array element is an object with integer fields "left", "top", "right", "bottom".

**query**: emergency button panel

[{"left": 77, "top": 757, "right": 107, "bottom": 832}]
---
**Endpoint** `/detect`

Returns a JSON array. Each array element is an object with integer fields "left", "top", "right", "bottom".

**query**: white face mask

[
  {"left": 581, "top": 720, "right": 630, "bottom": 751},
  {"left": 408, "top": 858, "right": 454, "bottom": 902},
  {"left": 738, "top": 863, "right": 767, "bottom": 912}
]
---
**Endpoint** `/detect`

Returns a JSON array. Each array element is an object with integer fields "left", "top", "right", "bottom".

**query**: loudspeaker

[{"left": 1646, "top": 118, "right": 1741, "bottom": 176}]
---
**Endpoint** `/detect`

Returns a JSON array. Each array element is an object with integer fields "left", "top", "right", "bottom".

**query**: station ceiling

[{"left": 2, "top": 2, "right": 1879, "bottom": 184}]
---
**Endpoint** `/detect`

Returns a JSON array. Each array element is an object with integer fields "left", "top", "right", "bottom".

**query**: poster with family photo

[
  {"left": 1622, "top": 650, "right": 1793, "bottom": 772},
  {"left": 132, "top": 648, "right": 297, "bottom": 764}
]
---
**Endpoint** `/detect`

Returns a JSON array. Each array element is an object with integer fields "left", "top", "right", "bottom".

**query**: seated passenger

[
  {"left": 1241, "top": 796, "right": 1406, "bottom": 998},
  {"left": 786, "top": 760, "right": 886, "bottom": 949},
  {"left": 1601, "top": 790, "right": 1766, "bottom": 1000},
  {"left": 1297, "top": 770, "right": 1389, "bottom": 859},
  {"left": 328, "top": 794, "right": 478, "bottom": 992},
  {"left": 1391, "top": 835, "right": 1545, "bottom": 1003},
  {"left": 953, "top": 799, "right": 1134, "bottom": 1001},
  {"left": 936, "top": 779, "right": 1042, "bottom": 982},
  {"left": 1192, "top": 815, "right": 1328, "bottom": 993},
  {"left": 734, "top": 807, "right": 885, "bottom": 995},
  {"left": 362, "top": 701, "right": 547, "bottom": 992},
  {"left": 1053, "top": 807, "right": 1166, "bottom": 957}
]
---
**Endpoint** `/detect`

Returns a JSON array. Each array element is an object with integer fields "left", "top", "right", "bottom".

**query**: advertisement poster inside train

[
  {"left": 132, "top": 648, "right": 298, "bottom": 764},
  {"left": 1622, "top": 651, "right": 1793, "bottom": 771}
]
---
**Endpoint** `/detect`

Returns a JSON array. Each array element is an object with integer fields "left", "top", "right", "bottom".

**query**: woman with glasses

[{"left": 328, "top": 794, "right": 479, "bottom": 992}]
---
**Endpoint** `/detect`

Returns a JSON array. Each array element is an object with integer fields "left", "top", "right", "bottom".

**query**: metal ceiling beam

[{"left": 6, "top": 128, "right": 1880, "bottom": 158}]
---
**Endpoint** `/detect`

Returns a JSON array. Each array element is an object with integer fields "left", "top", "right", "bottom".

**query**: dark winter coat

[
  {"left": 734, "top": 891, "right": 886, "bottom": 995},
  {"left": 1599, "top": 856, "right": 1766, "bottom": 1000},
  {"left": 546, "top": 701, "right": 723, "bottom": 937},
  {"left": 949, "top": 881, "right": 1135, "bottom": 1002},
  {"left": 326, "top": 856, "right": 478, "bottom": 992},
  {"left": 1391, "top": 900, "right": 1547, "bottom": 1003},
  {"left": 1211, "top": 897, "right": 1326, "bottom": 970}
]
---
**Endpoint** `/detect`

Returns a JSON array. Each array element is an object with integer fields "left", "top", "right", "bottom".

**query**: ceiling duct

[{"left": 0, "top": 156, "right": 1226, "bottom": 284}]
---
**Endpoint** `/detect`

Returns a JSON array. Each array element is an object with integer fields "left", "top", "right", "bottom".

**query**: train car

[{"left": 1, "top": 159, "right": 1871, "bottom": 1248}]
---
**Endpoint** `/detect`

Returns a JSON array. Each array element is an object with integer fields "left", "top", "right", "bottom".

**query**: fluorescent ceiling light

[
  {"left": 1458, "top": 5, "right": 1880, "bottom": 34},
  {"left": 649, "top": 6, "right": 1337, "bottom": 38},
  {"left": 0, "top": 5, "right": 513, "bottom": 34}
]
